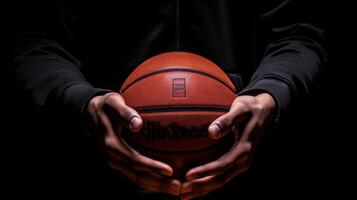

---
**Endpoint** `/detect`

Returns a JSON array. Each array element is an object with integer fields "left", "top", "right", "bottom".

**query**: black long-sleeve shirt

[{"left": 11, "top": 0, "right": 326, "bottom": 123}]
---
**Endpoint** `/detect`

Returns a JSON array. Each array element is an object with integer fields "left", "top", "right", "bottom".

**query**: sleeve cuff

[
  {"left": 239, "top": 78, "right": 292, "bottom": 124},
  {"left": 59, "top": 82, "right": 111, "bottom": 119}
]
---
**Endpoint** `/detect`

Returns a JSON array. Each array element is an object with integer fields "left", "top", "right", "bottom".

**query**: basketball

[{"left": 120, "top": 52, "right": 237, "bottom": 179}]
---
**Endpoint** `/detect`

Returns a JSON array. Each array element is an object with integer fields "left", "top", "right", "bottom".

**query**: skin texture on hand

[
  {"left": 85, "top": 92, "right": 182, "bottom": 196},
  {"left": 85, "top": 92, "right": 275, "bottom": 198},
  {"left": 180, "top": 93, "right": 276, "bottom": 200}
]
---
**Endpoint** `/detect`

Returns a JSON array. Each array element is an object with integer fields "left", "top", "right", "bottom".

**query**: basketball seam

[
  {"left": 120, "top": 67, "right": 236, "bottom": 94},
  {"left": 135, "top": 105, "right": 230, "bottom": 113}
]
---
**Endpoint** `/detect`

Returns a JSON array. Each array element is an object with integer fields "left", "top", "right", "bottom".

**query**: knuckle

[
  {"left": 102, "top": 93, "right": 113, "bottom": 104},
  {"left": 241, "top": 103, "right": 251, "bottom": 113},
  {"left": 236, "top": 143, "right": 252, "bottom": 156},
  {"left": 104, "top": 137, "right": 117, "bottom": 149},
  {"left": 247, "top": 95, "right": 258, "bottom": 103},
  {"left": 95, "top": 100, "right": 105, "bottom": 113},
  {"left": 89, "top": 95, "right": 102, "bottom": 107},
  {"left": 242, "top": 142, "right": 252, "bottom": 153},
  {"left": 103, "top": 93, "right": 123, "bottom": 105},
  {"left": 236, "top": 102, "right": 251, "bottom": 115},
  {"left": 95, "top": 105, "right": 103, "bottom": 116},
  {"left": 255, "top": 104, "right": 264, "bottom": 113},
  {"left": 88, "top": 101, "right": 98, "bottom": 113}
]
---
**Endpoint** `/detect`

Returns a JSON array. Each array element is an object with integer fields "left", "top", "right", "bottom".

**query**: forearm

[
  {"left": 12, "top": 33, "right": 109, "bottom": 119},
  {"left": 242, "top": 0, "right": 326, "bottom": 122},
  {"left": 242, "top": 33, "right": 325, "bottom": 119}
]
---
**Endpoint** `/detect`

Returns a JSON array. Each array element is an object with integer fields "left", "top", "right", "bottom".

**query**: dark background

[{"left": 1, "top": 1, "right": 353, "bottom": 198}]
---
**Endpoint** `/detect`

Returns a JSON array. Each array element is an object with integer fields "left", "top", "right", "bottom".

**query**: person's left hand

[{"left": 180, "top": 93, "right": 276, "bottom": 200}]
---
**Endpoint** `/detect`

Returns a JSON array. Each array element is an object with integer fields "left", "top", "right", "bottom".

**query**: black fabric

[
  {"left": 5, "top": 0, "right": 328, "bottom": 198},
  {"left": 10, "top": 0, "right": 326, "bottom": 124}
]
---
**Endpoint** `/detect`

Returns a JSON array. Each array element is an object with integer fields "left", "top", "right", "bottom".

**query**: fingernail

[
  {"left": 161, "top": 170, "right": 172, "bottom": 176},
  {"left": 209, "top": 124, "right": 221, "bottom": 138},
  {"left": 187, "top": 174, "right": 196, "bottom": 181},
  {"left": 130, "top": 116, "right": 141, "bottom": 130}
]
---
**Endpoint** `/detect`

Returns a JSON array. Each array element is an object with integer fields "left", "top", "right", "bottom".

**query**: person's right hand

[{"left": 85, "top": 92, "right": 181, "bottom": 195}]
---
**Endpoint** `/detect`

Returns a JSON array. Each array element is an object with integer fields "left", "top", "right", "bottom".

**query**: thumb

[
  {"left": 102, "top": 93, "right": 143, "bottom": 132},
  {"left": 208, "top": 101, "right": 250, "bottom": 139},
  {"left": 208, "top": 112, "right": 235, "bottom": 139},
  {"left": 115, "top": 104, "right": 143, "bottom": 132},
  {"left": 124, "top": 106, "right": 143, "bottom": 132}
]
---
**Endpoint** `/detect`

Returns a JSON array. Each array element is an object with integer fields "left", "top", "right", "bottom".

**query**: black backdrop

[{"left": 1, "top": 1, "right": 351, "bottom": 198}]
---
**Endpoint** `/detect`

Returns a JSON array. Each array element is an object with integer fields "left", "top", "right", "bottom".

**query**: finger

[
  {"left": 102, "top": 93, "right": 143, "bottom": 132},
  {"left": 108, "top": 160, "right": 181, "bottom": 196},
  {"left": 97, "top": 105, "right": 117, "bottom": 138},
  {"left": 181, "top": 176, "right": 214, "bottom": 200},
  {"left": 131, "top": 154, "right": 174, "bottom": 176},
  {"left": 185, "top": 141, "right": 252, "bottom": 180},
  {"left": 145, "top": 178, "right": 181, "bottom": 196},
  {"left": 99, "top": 107, "right": 174, "bottom": 177},
  {"left": 185, "top": 159, "right": 232, "bottom": 181},
  {"left": 182, "top": 175, "right": 214, "bottom": 193},
  {"left": 105, "top": 136, "right": 174, "bottom": 177},
  {"left": 208, "top": 101, "right": 250, "bottom": 139},
  {"left": 240, "top": 117, "right": 263, "bottom": 143},
  {"left": 87, "top": 96, "right": 101, "bottom": 126},
  {"left": 181, "top": 162, "right": 250, "bottom": 200},
  {"left": 138, "top": 176, "right": 181, "bottom": 196},
  {"left": 130, "top": 172, "right": 181, "bottom": 196}
]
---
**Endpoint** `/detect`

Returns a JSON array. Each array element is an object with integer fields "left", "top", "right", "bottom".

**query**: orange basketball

[{"left": 120, "top": 52, "right": 237, "bottom": 179}]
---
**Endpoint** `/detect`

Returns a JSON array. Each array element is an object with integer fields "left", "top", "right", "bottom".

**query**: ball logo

[
  {"left": 173, "top": 78, "right": 186, "bottom": 97},
  {"left": 140, "top": 121, "right": 209, "bottom": 140}
]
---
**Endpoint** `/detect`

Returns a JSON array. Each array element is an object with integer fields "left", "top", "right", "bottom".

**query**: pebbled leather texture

[{"left": 120, "top": 52, "right": 237, "bottom": 178}]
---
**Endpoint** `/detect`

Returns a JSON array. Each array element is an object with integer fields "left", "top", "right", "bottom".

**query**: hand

[
  {"left": 181, "top": 93, "right": 276, "bottom": 200},
  {"left": 85, "top": 92, "right": 181, "bottom": 195}
]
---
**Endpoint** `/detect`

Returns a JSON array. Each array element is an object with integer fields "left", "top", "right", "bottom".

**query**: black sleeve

[
  {"left": 11, "top": 1, "right": 109, "bottom": 120},
  {"left": 240, "top": 0, "right": 327, "bottom": 122}
]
